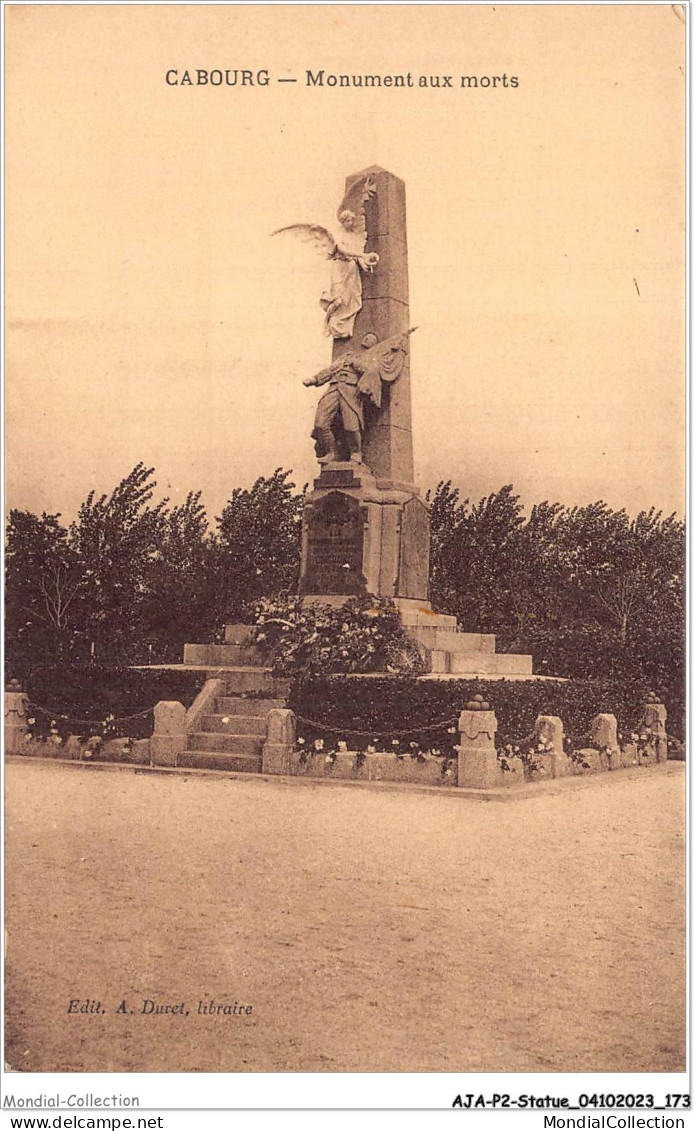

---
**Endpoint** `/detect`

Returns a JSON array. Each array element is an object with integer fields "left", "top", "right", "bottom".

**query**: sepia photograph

[{"left": 2, "top": 0, "right": 687, "bottom": 1111}]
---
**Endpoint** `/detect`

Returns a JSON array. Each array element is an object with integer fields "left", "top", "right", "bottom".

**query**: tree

[
  {"left": 138, "top": 491, "right": 219, "bottom": 660},
  {"left": 426, "top": 480, "right": 685, "bottom": 718},
  {"left": 67, "top": 463, "right": 169, "bottom": 662},
  {"left": 5, "top": 510, "right": 85, "bottom": 675},
  {"left": 215, "top": 469, "right": 306, "bottom": 621}
]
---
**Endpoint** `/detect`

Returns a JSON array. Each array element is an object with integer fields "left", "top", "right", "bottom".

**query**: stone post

[
  {"left": 262, "top": 709, "right": 297, "bottom": 775},
  {"left": 151, "top": 701, "right": 186, "bottom": 767},
  {"left": 5, "top": 679, "right": 29, "bottom": 754},
  {"left": 640, "top": 693, "right": 668, "bottom": 763},
  {"left": 533, "top": 715, "right": 571, "bottom": 778},
  {"left": 457, "top": 695, "right": 499, "bottom": 789},
  {"left": 590, "top": 713, "right": 619, "bottom": 771}
]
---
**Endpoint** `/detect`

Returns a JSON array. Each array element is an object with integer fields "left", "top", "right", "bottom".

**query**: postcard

[{"left": 3, "top": 2, "right": 687, "bottom": 1122}]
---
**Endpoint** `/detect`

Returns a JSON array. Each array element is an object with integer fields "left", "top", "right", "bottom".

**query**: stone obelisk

[{"left": 299, "top": 166, "right": 430, "bottom": 604}]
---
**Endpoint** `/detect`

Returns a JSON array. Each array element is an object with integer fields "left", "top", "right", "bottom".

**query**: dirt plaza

[{"left": 4, "top": 758, "right": 685, "bottom": 1073}]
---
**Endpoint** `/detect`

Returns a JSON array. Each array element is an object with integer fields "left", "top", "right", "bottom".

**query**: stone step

[
  {"left": 432, "top": 651, "right": 533, "bottom": 676},
  {"left": 200, "top": 713, "right": 267, "bottom": 736},
  {"left": 409, "top": 627, "right": 496, "bottom": 653},
  {"left": 187, "top": 732, "right": 264, "bottom": 755},
  {"left": 224, "top": 669, "right": 289, "bottom": 696},
  {"left": 215, "top": 696, "right": 286, "bottom": 715},
  {"left": 177, "top": 750, "right": 263, "bottom": 774},
  {"left": 400, "top": 609, "right": 458, "bottom": 629},
  {"left": 223, "top": 624, "right": 256, "bottom": 645},
  {"left": 183, "top": 643, "right": 265, "bottom": 666}
]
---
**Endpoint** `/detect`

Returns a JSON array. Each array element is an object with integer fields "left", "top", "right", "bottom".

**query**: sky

[{"left": 5, "top": 3, "right": 686, "bottom": 526}]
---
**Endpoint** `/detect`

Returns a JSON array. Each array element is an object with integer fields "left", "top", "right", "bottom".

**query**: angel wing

[
  {"left": 337, "top": 174, "right": 377, "bottom": 238},
  {"left": 271, "top": 223, "right": 338, "bottom": 259}
]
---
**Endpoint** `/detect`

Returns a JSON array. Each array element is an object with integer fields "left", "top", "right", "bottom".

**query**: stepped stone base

[
  {"left": 183, "top": 643, "right": 265, "bottom": 666},
  {"left": 394, "top": 599, "right": 534, "bottom": 678},
  {"left": 178, "top": 598, "right": 536, "bottom": 779}
]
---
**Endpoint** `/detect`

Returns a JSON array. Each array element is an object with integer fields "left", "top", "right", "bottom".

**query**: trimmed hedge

[
  {"left": 24, "top": 665, "right": 206, "bottom": 741},
  {"left": 288, "top": 674, "right": 659, "bottom": 753}
]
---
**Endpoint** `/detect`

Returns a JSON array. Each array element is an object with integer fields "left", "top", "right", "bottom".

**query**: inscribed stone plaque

[
  {"left": 300, "top": 491, "right": 367, "bottom": 596},
  {"left": 397, "top": 497, "right": 430, "bottom": 600}
]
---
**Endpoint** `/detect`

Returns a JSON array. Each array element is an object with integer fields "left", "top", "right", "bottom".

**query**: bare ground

[{"left": 4, "top": 758, "right": 685, "bottom": 1073}]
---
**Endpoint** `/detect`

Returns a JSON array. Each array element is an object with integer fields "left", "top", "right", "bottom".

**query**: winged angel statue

[{"left": 272, "top": 174, "right": 379, "bottom": 339}]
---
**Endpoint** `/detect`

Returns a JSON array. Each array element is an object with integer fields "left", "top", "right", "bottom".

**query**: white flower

[
  {"left": 297, "top": 737, "right": 305, "bottom": 746},
  {"left": 27, "top": 718, "right": 36, "bottom": 725},
  {"left": 366, "top": 745, "right": 376, "bottom": 754},
  {"left": 314, "top": 739, "right": 324, "bottom": 752},
  {"left": 337, "top": 741, "right": 348, "bottom": 752},
  {"left": 391, "top": 739, "right": 400, "bottom": 747},
  {"left": 52, "top": 735, "right": 62, "bottom": 746},
  {"left": 222, "top": 716, "right": 230, "bottom": 725},
  {"left": 447, "top": 727, "right": 456, "bottom": 734}
]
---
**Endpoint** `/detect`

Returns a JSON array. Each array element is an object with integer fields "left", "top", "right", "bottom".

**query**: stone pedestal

[
  {"left": 641, "top": 698, "right": 668, "bottom": 763},
  {"left": 298, "top": 462, "right": 429, "bottom": 600},
  {"left": 533, "top": 715, "right": 571, "bottom": 778},
  {"left": 151, "top": 701, "right": 186, "bottom": 767},
  {"left": 5, "top": 685, "right": 29, "bottom": 754},
  {"left": 457, "top": 707, "right": 499, "bottom": 789},
  {"left": 590, "top": 713, "right": 619, "bottom": 770},
  {"left": 262, "top": 709, "right": 297, "bottom": 774}
]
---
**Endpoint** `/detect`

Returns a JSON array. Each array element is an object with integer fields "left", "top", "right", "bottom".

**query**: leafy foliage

[
  {"left": 5, "top": 465, "right": 306, "bottom": 674},
  {"left": 5, "top": 466, "right": 684, "bottom": 739},
  {"left": 216, "top": 469, "right": 305, "bottom": 621},
  {"left": 254, "top": 593, "right": 428, "bottom": 677},
  {"left": 288, "top": 675, "right": 655, "bottom": 753},
  {"left": 24, "top": 665, "right": 205, "bottom": 740},
  {"left": 427, "top": 481, "right": 685, "bottom": 732}
]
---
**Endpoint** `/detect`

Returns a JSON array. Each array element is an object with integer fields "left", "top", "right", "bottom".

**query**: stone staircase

[
  {"left": 179, "top": 601, "right": 538, "bottom": 778},
  {"left": 178, "top": 605, "right": 534, "bottom": 774},
  {"left": 179, "top": 625, "right": 288, "bottom": 772},
  {"left": 396, "top": 600, "right": 534, "bottom": 677}
]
